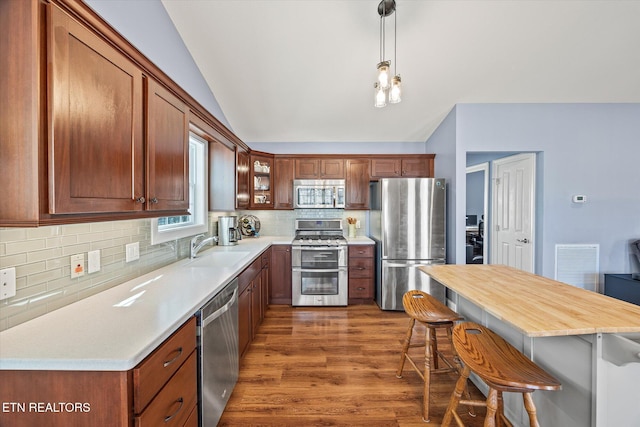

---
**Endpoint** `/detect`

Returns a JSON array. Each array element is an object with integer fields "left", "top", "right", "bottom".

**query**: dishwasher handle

[{"left": 202, "top": 288, "right": 238, "bottom": 328}]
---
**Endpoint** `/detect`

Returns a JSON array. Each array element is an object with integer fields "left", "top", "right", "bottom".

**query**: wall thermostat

[{"left": 572, "top": 195, "right": 587, "bottom": 203}]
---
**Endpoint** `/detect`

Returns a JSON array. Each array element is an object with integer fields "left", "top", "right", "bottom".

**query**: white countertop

[
  {"left": 346, "top": 236, "right": 375, "bottom": 244},
  {"left": 0, "top": 235, "right": 373, "bottom": 372},
  {"left": 0, "top": 236, "right": 290, "bottom": 372}
]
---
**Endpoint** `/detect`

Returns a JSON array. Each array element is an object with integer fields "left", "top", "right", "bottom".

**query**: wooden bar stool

[
  {"left": 396, "top": 290, "right": 474, "bottom": 422},
  {"left": 442, "top": 322, "right": 562, "bottom": 427}
]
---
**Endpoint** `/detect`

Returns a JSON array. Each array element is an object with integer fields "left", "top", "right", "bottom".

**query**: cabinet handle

[
  {"left": 357, "top": 287, "right": 366, "bottom": 290},
  {"left": 164, "top": 397, "right": 184, "bottom": 423},
  {"left": 357, "top": 267, "right": 365, "bottom": 270},
  {"left": 162, "top": 347, "right": 183, "bottom": 368},
  {"left": 135, "top": 196, "right": 145, "bottom": 203},
  {"left": 150, "top": 197, "right": 159, "bottom": 204}
]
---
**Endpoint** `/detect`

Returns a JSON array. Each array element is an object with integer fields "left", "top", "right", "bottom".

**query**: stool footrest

[{"left": 397, "top": 290, "right": 476, "bottom": 423}]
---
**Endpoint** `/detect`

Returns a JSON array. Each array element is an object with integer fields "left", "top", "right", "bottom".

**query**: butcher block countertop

[{"left": 420, "top": 264, "right": 640, "bottom": 337}]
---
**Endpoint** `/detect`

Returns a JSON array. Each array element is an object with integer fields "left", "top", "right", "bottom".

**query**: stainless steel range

[{"left": 291, "top": 218, "right": 348, "bottom": 306}]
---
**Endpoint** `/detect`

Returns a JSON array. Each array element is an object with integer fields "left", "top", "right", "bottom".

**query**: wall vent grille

[{"left": 554, "top": 244, "right": 599, "bottom": 292}]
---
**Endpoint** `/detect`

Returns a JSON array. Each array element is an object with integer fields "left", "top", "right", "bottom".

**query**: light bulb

[
  {"left": 389, "top": 75, "right": 402, "bottom": 104},
  {"left": 377, "top": 61, "right": 391, "bottom": 90},
  {"left": 374, "top": 82, "right": 387, "bottom": 108}
]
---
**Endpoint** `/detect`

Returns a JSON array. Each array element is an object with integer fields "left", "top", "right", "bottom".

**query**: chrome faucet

[{"left": 190, "top": 234, "right": 218, "bottom": 259}]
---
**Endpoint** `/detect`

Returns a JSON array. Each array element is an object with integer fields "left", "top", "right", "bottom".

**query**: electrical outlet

[
  {"left": 88, "top": 250, "right": 101, "bottom": 273},
  {"left": 126, "top": 242, "right": 140, "bottom": 263},
  {"left": 70, "top": 254, "right": 85, "bottom": 278},
  {"left": 355, "top": 220, "right": 361, "bottom": 229},
  {"left": 0, "top": 267, "right": 17, "bottom": 301}
]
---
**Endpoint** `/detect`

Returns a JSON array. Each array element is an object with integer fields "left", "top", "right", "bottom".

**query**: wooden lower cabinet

[
  {"left": 131, "top": 316, "right": 197, "bottom": 427},
  {"left": 270, "top": 245, "right": 292, "bottom": 304},
  {"left": 250, "top": 275, "right": 262, "bottom": 340},
  {"left": 0, "top": 317, "right": 197, "bottom": 427},
  {"left": 260, "top": 248, "right": 272, "bottom": 320},
  {"left": 238, "top": 282, "right": 252, "bottom": 358},
  {"left": 184, "top": 405, "right": 198, "bottom": 427},
  {"left": 238, "top": 250, "right": 270, "bottom": 358},
  {"left": 134, "top": 353, "right": 197, "bottom": 427},
  {"left": 348, "top": 245, "right": 375, "bottom": 303}
]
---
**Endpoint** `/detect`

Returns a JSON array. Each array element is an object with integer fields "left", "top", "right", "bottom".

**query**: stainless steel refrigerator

[{"left": 369, "top": 178, "right": 446, "bottom": 310}]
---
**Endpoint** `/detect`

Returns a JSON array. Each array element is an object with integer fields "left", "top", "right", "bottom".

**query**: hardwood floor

[{"left": 219, "top": 303, "right": 486, "bottom": 426}]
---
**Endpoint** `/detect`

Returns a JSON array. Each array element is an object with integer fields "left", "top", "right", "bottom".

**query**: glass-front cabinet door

[{"left": 249, "top": 153, "right": 273, "bottom": 209}]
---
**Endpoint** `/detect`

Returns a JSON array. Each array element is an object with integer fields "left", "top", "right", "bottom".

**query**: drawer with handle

[
  {"left": 348, "top": 245, "right": 374, "bottom": 258},
  {"left": 349, "top": 258, "right": 374, "bottom": 278},
  {"left": 133, "top": 316, "right": 196, "bottom": 413},
  {"left": 134, "top": 351, "right": 197, "bottom": 426},
  {"left": 349, "top": 278, "right": 373, "bottom": 298}
]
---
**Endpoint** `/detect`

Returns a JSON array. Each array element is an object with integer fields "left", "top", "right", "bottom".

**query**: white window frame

[{"left": 150, "top": 133, "right": 208, "bottom": 245}]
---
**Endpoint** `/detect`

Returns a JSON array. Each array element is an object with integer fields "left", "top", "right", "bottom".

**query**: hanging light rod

[
  {"left": 374, "top": 0, "right": 401, "bottom": 107},
  {"left": 377, "top": 0, "right": 396, "bottom": 17}
]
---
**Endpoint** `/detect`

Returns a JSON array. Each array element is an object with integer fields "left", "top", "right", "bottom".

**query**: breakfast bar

[{"left": 420, "top": 264, "right": 640, "bottom": 427}]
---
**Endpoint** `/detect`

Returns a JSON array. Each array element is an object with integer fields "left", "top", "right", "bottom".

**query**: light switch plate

[
  {"left": 0, "top": 267, "right": 17, "bottom": 301},
  {"left": 126, "top": 242, "right": 140, "bottom": 263},
  {"left": 70, "top": 254, "right": 85, "bottom": 278},
  {"left": 88, "top": 250, "right": 101, "bottom": 273}
]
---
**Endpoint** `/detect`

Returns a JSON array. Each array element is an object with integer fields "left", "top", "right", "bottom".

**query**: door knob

[{"left": 516, "top": 238, "right": 530, "bottom": 244}]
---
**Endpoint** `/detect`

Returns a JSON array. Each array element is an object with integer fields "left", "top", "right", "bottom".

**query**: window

[{"left": 150, "top": 133, "right": 208, "bottom": 244}]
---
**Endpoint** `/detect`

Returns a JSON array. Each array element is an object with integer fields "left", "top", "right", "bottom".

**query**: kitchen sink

[{"left": 186, "top": 251, "right": 251, "bottom": 269}]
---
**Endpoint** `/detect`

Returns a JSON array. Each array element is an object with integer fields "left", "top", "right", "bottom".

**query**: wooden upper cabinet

[
  {"left": 273, "top": 157, "right": 295, "bottom": 209},
  {"left": 400, "top": 158, "right": 431, "bottom": 177},
  {"left": 209, "top": 140, "right": 236, "bottom": 211},
  {"left": 345, "top": 159, "right": 371, "bottom": 209},
  {"left": 236, "top": 147, "right": 250, "bottom": 209},
  {"left": 370, "top": 159, "right": 401, "bottom": 178},
  {"left": 146, "top": 78, "right": 189, "bottom": 211},
  {"left": 371, "top": 156, "right": 434, "bottom": 179},
  {"left": 48, "top": 4, "right": 144, "bottom": 214},
  {"left": 295, "top": 158, "right": 344, "bottom": 179},
  {"left": 250, "top": 153, "right": 274, "bottom": 209}
]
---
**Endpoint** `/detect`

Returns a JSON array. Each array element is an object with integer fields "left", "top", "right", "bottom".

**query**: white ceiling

[{"left": 161, "top": 0, "right": 640, "bottom": 144}]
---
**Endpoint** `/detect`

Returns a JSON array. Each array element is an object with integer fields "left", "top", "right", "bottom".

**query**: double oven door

[{"left": 292, "top": 245, "right": 347, "bottom": 306}]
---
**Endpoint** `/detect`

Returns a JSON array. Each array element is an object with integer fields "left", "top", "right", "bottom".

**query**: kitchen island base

[{"left": 451, "top": 292, "right": 640, "bottom": 427}]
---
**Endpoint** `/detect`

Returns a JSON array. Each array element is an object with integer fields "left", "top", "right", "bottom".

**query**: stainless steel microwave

[{"left": 293, "top": 179, "right": 346, "bottom": 209}]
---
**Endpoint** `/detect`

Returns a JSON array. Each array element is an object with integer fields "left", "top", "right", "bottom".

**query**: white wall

[
  {"left": 444, "top": 103, "right": 640, "bottom": 280},
  {"left": 423, "top": 107, "right": 458, "bottom": 263}
]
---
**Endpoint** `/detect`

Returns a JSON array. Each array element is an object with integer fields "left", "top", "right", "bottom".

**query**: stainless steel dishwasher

[{"left": 198, "top": 278, "right": 239, "bottom": 426}]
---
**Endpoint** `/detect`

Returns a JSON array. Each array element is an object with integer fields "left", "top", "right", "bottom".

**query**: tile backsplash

[
  {"left": 0, "top": 210, "right": 367, "bottom": 331},
  {"left": 232, "top": 209, "right": 368, "bottom": 238},
  {"left": 0, "top": 219, "right": 188, "bottom": 331}
]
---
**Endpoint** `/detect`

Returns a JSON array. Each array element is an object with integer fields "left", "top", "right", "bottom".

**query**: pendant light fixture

[{"left": 374, "top": 0, "right": 401, "bottom": 107}]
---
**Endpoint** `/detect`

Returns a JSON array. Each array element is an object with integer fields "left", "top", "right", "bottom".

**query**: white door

[{"left": 491, "top": 153, "right": 536, "bottom": 272}]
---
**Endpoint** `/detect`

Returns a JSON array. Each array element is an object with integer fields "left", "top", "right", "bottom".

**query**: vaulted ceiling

[{"left": 161, "top": 0, "right": 640, "bottom": 144}]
